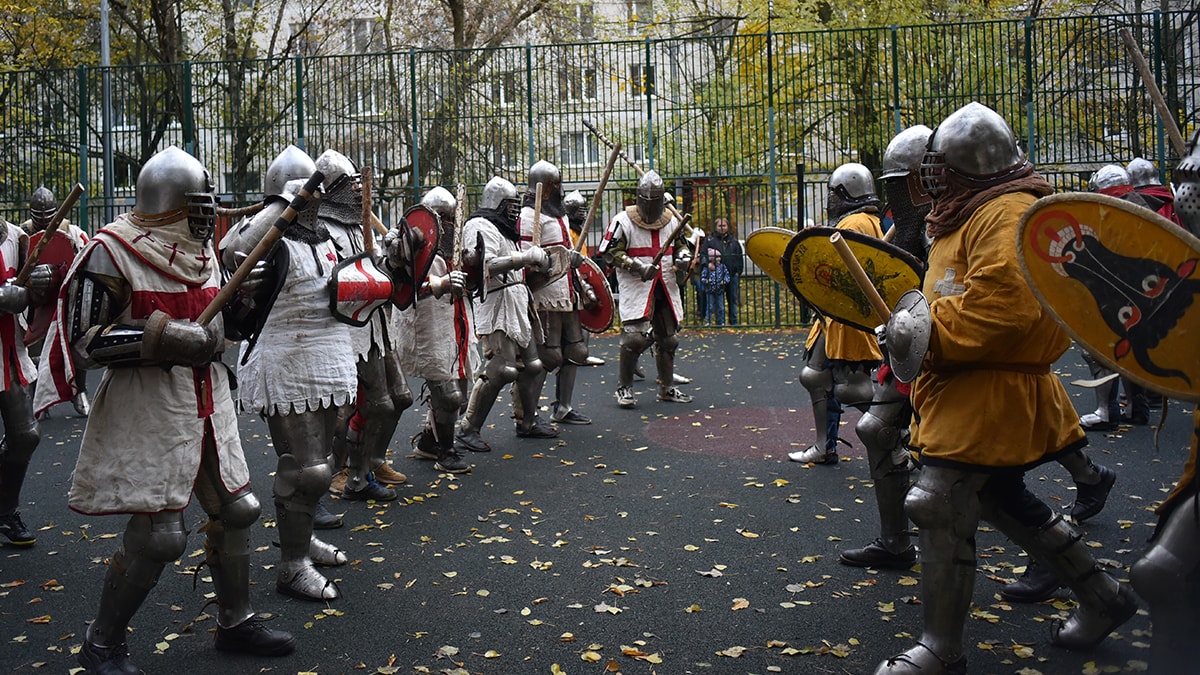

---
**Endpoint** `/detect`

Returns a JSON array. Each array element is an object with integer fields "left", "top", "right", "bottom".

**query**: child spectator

[{"left": 700, "top": 248, "right": 731, "bottom": 326}]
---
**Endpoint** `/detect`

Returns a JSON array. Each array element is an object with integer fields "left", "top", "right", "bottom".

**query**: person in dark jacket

[{"left": 701, "top": 217, "right": 744, "bottom": 325}]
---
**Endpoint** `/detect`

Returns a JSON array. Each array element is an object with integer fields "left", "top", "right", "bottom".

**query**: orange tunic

[
  {"left": 803, "top": 212, "right": 885, "bottom": 363},
  {"left": 910, "top": 192, "right": 1086, "bottom": 470}
]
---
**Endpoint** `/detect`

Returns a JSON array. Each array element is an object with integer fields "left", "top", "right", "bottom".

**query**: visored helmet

[
  {"left": 564, "top": 189, "right": 588, "bottom": 228},
  {"left": 481, "top": 176, "right": 520, "bottom": 226},
  {"left": 134, "top": 146, "right": 218, "bottom": 241},
  {"left": 921, "top": 102, "right": 1025, "bottom": 199},
  {"left": 265, "top": 145, "right": 316, "bottom": 199},
  {"left": 881, "top": 126, "right": 934, "bottom": 260},
  {"left": 29, "top": 186, "right": 57, "bottom": 231},
  {"left": 527, "top": 160, "right": 566, "bottom": 217},
  {"left": 422, "top": 186, "right": 458, "bottom": 258},
  {"left": 636, "top": 170, "right": 667, "bottom": 224},
  {"left": 315, "top": 149, "right": 361, "bottom": 205}
]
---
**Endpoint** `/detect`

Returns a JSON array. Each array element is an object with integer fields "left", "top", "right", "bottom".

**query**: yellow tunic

[
  {"left": 803, "top": 212, "right": 885, "bottom": 363},
  {"left": 910, "top": 192, "right": 1085, "bottom": 470}
]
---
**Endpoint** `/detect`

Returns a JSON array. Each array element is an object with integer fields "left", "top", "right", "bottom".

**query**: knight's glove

[
  {"left": 430, "top": 270, "right": 467, "bottom": 299},
  {"left": 580, "top": 280, "right": 599, "bottom": 309},
  {"left": 673, "top": 247, "right": 693, "bottom": 268},
  {"left": 0, "top": 283, "right": 30, "bottom": 314},
  {"left": 874, "top": 323, "right": 889, "bottom": 359},
  {"left": 233, "top": 254, "right": 274, "bottom": 308},
  {"left": 383, "top": 217, "right": 414, "bottom": 269},
  {"left": 514, "top": 245, "right": 549, "bottom": 271},
  {"left": 568, "top": 249, "right": 586, "bottom": 269},
  {"left": 142, "top": 310, "right": 221, "bottom": 367},
  {"left": 628, "top": 257, "right": 659, "bottom": 282},
  {"left": 26, "top": 264, "right": 61, "bottom": 306}
]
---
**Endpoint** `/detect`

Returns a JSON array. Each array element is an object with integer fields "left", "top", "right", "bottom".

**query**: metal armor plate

[
  {"left": 886, "top": 289, "right": 931, "bottom": 384},
  {"left": 744, "top": 227, "right": 795, "bottom": 286},
  {"left": 1018, "top": 192, "right": 1200, "bottom": 402},
  {"left": 391, "top": 204, "right": 438, "bottom": 310},
  {"left": 23, "top": 230, "right": 77, "bottom": 345},
  {"left": 525, "top": 244, "right": 573, "bottom": 292},
  {"left": 328, "top": 252, "right": 393, "bottom": 327},
  {"left": 783, "top": 227, "right": 924, "bottom": 332},
  {"left": 577, "top": 256, "right": 615, "bottom": 334}
]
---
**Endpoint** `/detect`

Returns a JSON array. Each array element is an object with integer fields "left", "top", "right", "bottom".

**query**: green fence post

[
  {"left": 1153, "top": 11, "right": 1166, "bottom": 170},
  {"left": 644, "top": 38, "right": 655, "bottom": 170},
  {"left": 294, "top": 56, "right": 306, "bottom": 152},
  {"left": 1024, "top": 17, "right": 1035, "bottom": 162},
  {"left": 891, "top": 25, "right": 901, "bottom": 134},
  {"left": 182, "top": 61, "right": 195, "bottom": 155},
  {"left": 767, "top": 26, "right": 777, "bottom": 228},
  {"left": 409, "top": 48, "right": 420, "bottom": 202},
  {"left": 77, "top": 65, "right": 89, "bottom": 232},
  {"left": 525, "top": 44, "right": 534, "bottom": 165}
]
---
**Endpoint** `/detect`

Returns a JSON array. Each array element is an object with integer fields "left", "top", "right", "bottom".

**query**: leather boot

[{"left": 841, "top": 471, "right": 915, "bottom": 569}]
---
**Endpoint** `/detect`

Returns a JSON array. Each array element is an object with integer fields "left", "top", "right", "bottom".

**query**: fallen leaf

[{"left": 731, "top": 598, "right": 750, "bottom": 611}]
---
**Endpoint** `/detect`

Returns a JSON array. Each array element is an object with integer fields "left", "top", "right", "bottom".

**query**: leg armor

[
  {"left": 851, "top": 376, "right": 913, "bottom": 556},
  {"left": 427, "top": 378, "right": 463, "bottom": 427},
  {"left": 269, "top": 409, "right": 339, "bottom": 601},
  {"left": 562, "top": 310, "right": 588, "bottom": 366},
  {"left": 1131, "top": 493, "right": 1200, "bottom": 673},
  {"left": 537, "top": 311, "right": 564, "bottom": 373},
  {"left": 794, "top": 333, "right": 837, "bottom": 462},
  {"left": 618, "top": 320, "right": 653, "bottom": 389},
  {"left": 513, "top": 339, "right": 546, "bottom": 431},
  {"left": 462, "top": 333, "right": 522, "bottom": 435},
  {"left": 87, "top": 511, "right": 188, "bottom": 648},
  {"left": 650, "top": 299, "right": 681, "bottom": 395},
  {"left": 1080, "top": 350, "right": 1119, "bottom": 425},
  {"left": 0, "top": 386, "right": 40, "bottom": 514},
  {"left": 981, "top": 479, "right": 1137, "bottom": 650},
  {"left": 877, "top": 466, "right": 988, "bottom": 673},
  {"left": 831, "top": 361, "right": 874, "bottom": 414},
  {"left": 347, "top": 348, "right": 402, "bottom": 492},
  {"left": 193, "top": 438, "right": 261, "bottom": 628}
]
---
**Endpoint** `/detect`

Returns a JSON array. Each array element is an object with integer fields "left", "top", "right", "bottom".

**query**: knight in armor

[
  {"left": 564, "top": 190, "right": 606, "bottom": 368},
  {"left": 32, "top": 146, "right": 295, "bottom": 672},
  {"left": 1127, "top": 156, "right": 1181, "bottom": 226},
  {"left": 315, "top": 150, "right": 410, "bottom": 502},
  {"left": 1125, "top": 124, "right": 1200, "bottom": 675},
  {"left": 220, "top": 145, "right": 354, "bottom": 601},
  {"left": 455, "top": 176, "right": 551, "bottom": 455},
  {"left": 599, "top": 169, "right": 693, "bottom": 408},
  {"left": 788, "top": 162, "right": 883, "bottom": 466},
  {"left": 397, "top": 187, "right": 473, "bottom": 473},
  {"left": 519, "top": 162, "right": 591, "bottom": 429},
  {"left": 22, "top": 185, "right": 92, "bottom": 418},
  {"left": 0, "top": 209, "right": 58, "bottom": 547},
  {"left": 874, "top": 103, "right": 1136, "bottom": 675}
]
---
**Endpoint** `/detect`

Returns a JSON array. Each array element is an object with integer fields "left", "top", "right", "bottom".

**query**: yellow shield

[
  {"left": 745, "top": 227, "right": 796, "bottom": 286},
  {"left": 1018, "top": 192, "right": 1200, "bottom": 402},
  {"left": 783, "top": 227, "right": 924, "bottom": 332}
]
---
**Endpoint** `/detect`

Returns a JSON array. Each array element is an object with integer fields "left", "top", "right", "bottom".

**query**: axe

[
  {"left": 582, "top": 119, "right": 691, "bottom": 229},
  {"left": 197, "top": 170, "right": 324, "bottom": 325}
]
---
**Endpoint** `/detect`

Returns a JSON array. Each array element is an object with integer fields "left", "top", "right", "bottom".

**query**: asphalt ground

[{"left": 0, "top": 329, "right": 1190, "bottom": 675}]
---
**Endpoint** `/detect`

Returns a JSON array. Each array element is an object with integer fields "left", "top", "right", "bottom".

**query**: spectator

[
  {"left": 700, "top": 248, "right": 730, "bottom": 326},
  {"left": 702, "top": 217, "right": 744, "bottom": 325}
]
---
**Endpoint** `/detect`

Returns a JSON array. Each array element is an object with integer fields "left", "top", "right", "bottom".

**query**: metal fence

[{"left": 2, "top": 11, "right": 1196, "bottom": 328}]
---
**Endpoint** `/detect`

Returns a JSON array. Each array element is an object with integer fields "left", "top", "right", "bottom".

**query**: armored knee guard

[
  {"left": 205, "top": 489, "right": 259, "bottom": 627},
  {"left": 427, "top": 379, "right": 463, "bottom": 425},
  {"left": 832, "top": 365, "right": 874, "bottom": 413},
  {"left": 1130, "top": 494, "right": 1200, "bottom": 672},
  {"left": 619, "top": 327, "right": 652, "bottom": 386},
  {"left": 539, "top": 345, "right": 564, "bottom": 373}
]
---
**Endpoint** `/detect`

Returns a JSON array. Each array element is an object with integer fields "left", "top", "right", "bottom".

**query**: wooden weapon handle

[
  {"left": 575, "top": 143, "right": 622, "bottom": 253},
  {"left": 830, "top": 231, "right": 891, "bottom": 324},
  {"left": 1119, "top": 28, "right": 1188, "bottom": 157},
  {"left": 531, "top": 182, "right": 544, "bottom": 248},
  {"left": 361, "top": 167, "right": 374, "bottom": 256}
]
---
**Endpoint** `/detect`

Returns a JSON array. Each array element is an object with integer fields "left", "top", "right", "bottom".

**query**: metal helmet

[
  {"left": 1173, "top": 128, "right": 1200, "bottom": 236},
  {"left": 265, "top": 145, "right": 316, "bottom": 199},
  {"left": 882, "top": 126, "right": 935, "bottom": 261},
  {"left": 921, "top": 102, "right": 1025, "bottom": 199},
  {"left": 564, "top": 189, "right": 588, "bottom": 229},
  {"left": 315, "top": 149, "right": 360, "bottom": 204},
  {"left": 134, "top": 146, "right": 218, "bottom": 241},
  {"left": 882, "top": 125, "right": 934, "bottom": 180},
  {"left": 481, "top": 176, "right": 521, "bottom": 226},
  {"left": 527, "top": 160, "right": 566, "bottom": 218},
  {"left": 1126, "top": 157, "right": 1161, "bottom": 187},
  {"left": 636, "top": 170, "right": 667, "bottom": 224},
  {"left": 827, "top": 162, "right": 879, "bottom": 221},
  {"left": 421, "top": 186, "right": 457, "bottom": 257},
  {"left": 1089, "top": 164, "right": 1131, "bottom": 192},
  {"left": 29, "top": 186, "right": 57, "bottom": 231}
]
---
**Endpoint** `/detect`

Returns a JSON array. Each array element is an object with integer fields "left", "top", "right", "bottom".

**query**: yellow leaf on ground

[{"left": 731, "top": 598, "right": 750, "bottom": 610}]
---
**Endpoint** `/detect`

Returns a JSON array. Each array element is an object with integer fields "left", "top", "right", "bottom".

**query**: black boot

[
  {"left": 214, "top": 615, "right": 297, "bottom": 657},
  {"left": 1071, "top": 465, "right": 1116, "bottom": 521},
  {"left": 1000, "top": 559, "right": 1064, "bottom": 603}
]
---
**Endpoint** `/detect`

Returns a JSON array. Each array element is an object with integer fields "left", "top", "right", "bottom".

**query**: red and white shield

[
  {"left": 390, "top": 204, "right": 439, "bottom": 310},
  {"left": 577, "top": 256, "right": 615, "bottom": 333},
  {"left": 328, "top": 252, "right": 393, "bottom": 327},
  {"left": 24, "top": 229, "right": 78, "bottom": 345}
]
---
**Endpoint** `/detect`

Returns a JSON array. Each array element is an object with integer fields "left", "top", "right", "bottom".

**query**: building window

[
  {"left": 629, "top": 64, "right": 655, "bottom": 97},
  {"left": 349, "top": 19, "right": 379, "bottom": 54},
  {"left": 289, "top": 23, "right": 316, "bottom": 56},
  {"left": 560, "top": 132, "right": 600, "bottom": 165},
  {"left": 493, "top": 136, "right": 522, "bottom": 169},
  {"left": 112, "top": 157, "right": 138, "bottom": 189},
  {"left": 492, "top": 71, "right": 520, "bottom": 108},
  {"left": 558, "top": 67, "right": 597, "bottom": 102},
  {"left": 575, "top": 4, "right": 594, "bottom": 39},
  {"left": 352, "top": 79, "right": 383, "bottom": 116},
  {"left": 626, "top": 0, "right": 653, "bottom": 25}
]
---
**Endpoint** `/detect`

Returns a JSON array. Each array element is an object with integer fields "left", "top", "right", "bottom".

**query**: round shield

[
  {"left": 745, "top": 227, "right": 795, "bottom": 286},
  {"left": 783, "top": 227, "right": 924, "bottom": 332},
  {"left": 1018, "top": 192, "right": 1200, "bottom": 402},
  {"left": 24, "top": 230, "right": 78, "bottom": 346},
  {"left": 328, "top": 252, "right": 394, "bottom": 327},
  {"left": 886, "top": 289, "right": 931, "bottom": 384},
  {"left": 577, "top": 256, "right": 615, "bottom": 333},
  {"left": 390, "top": 205, "right": 438, "bottom": 310}
]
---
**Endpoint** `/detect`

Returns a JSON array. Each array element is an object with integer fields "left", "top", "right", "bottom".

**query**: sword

[
  {"left": 575, "top": 142, "right": 622, "bottom": 253},
  {"left": 453, "top": 183, "right": 466, "bottom": 270},
  {"left": 531, "top": 182, "right": 544, "bottom": 248},
  {"left": 15, "top": 182, "right": 84, "bottom": 286}
]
